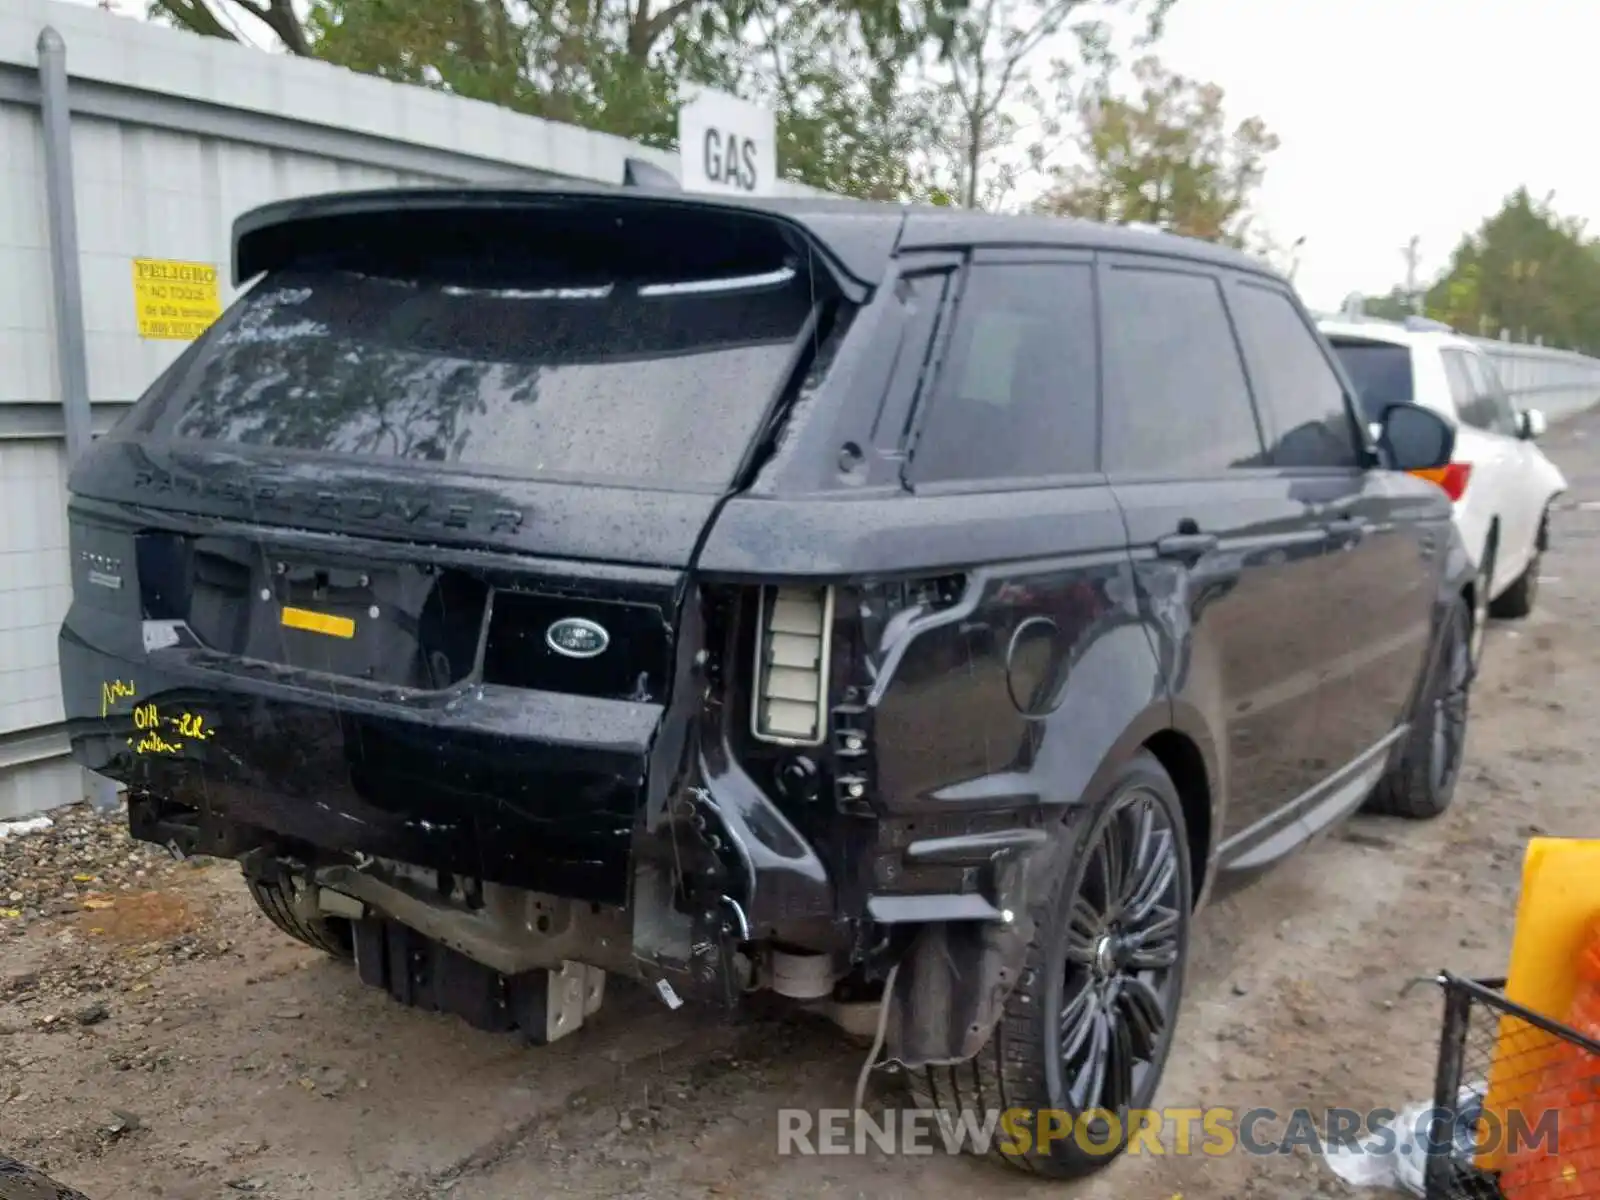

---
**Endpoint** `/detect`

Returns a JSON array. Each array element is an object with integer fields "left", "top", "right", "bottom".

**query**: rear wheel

[
  {"left": 245, "top": 872, "right": 353, "bottom": 959},
  {"left": 1363, "top": 595, "right": 1473, "bottom": 819},
  {"left": 909, "top": 752, "right": 1191, "bottom": 1178},
  {"left": 1488, "top": 512, "right": 1546, "bottom": 620}
]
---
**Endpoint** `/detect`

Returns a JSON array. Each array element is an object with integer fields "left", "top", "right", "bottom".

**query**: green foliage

[
  {"left": 303, "top": 0, "right": 689, "bottom": 146},
  {"left": 1035, "top": 55, "right": 1277, "bottom": 247},
  {"left": 723, "top": 1, "right": 940, "bottom": 200},
  {"left": 150, "top": 0, "right": 1160, "bottom": 203},
  {"left": 917, "top": 0, "right": 1171, "bottom": 210},
  {"left": 1359, "top": 287, "right": 1416, "bottom": 321},
  {"left": 1420, "top": 189, "right": 1600, "bottom": 352},
  {"left": 148, "top": 0, "right": 975, "bottom": 198}
]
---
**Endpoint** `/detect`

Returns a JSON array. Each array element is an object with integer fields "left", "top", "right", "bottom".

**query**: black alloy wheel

[
  {"left": 1362, "top": 594, "right": 1474, "bottom": 819},
  {"left": 1042, "top": 767, "right": 1188, "bottom": 1151},
  {"left": 1429, "top": 600, "right": 1473, "bottom": 800},
  {"left": 907, "top": 752, "right": 1192, "bottom": 1179}
]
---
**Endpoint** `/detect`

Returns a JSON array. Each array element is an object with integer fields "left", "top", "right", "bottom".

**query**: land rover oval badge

[{"left": 546, "top": 617, "right": 610, "bottom": 659}]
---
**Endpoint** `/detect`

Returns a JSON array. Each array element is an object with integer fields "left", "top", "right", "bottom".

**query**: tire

[
  {"left": 1, "top": 1155, "right": 93, "bottom": 1200},
  {"left": 908, "top": 751, "right": 1192, "bottom": 1178},
  {"left": 245, "top": 872, "right": 354, "bottom": 959},
  {"left": 1488, "top": 513, "right": 1546, "bottom": 620},
  {"left": 1363, "top": 595, "right": 1473, "bottom": 819}
]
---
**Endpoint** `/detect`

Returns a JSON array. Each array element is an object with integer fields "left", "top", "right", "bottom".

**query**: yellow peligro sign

[{"left": 132, "top": 257, "right": 221, "bottom": 340}]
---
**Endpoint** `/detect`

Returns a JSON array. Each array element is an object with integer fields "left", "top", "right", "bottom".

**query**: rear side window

[
  {"left": 1440, "top": 350, "right": 1478, "bottom": 422},
  {"left": 1460, "top": 352, "right": 1518, "bottom": 435},
  {"left": 1229, "top": 284, "right": 1360, "bottom": 469},
  {"left": 1329, "top": 338, "right": 1415, "bottom": 420},
  {"left": 131, "top": 264, "right": 817, "bottom": 491},
  {"left": 908, "top": 262, "right": 1097, "bottom": 484},
  {"left": 1102, "top": 266, "right": 1263, "bottom": 474}
]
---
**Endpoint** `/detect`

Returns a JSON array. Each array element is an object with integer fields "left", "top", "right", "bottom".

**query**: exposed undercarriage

[{"left": 128, "top": 779, "right": 1044, "bottom": 1056}]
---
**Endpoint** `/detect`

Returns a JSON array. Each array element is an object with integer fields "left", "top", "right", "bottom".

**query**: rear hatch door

[{"left": 64, "top": 191, "right": 863, "bottom": 899}]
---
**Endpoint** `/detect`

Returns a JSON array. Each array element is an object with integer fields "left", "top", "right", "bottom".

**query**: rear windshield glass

[
  {"left": 1328, "top": 338, "right": 1414, "bottom": 420},
  {"left": 136, "top": 264, "right": 817, "bottom": 490}
]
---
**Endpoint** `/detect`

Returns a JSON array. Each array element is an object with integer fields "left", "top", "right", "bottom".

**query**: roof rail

[
  {"left": 1402, "top": 315, "right": 1454, "bottom": 333},
  {"left": 1326, "top": 309, "right": 1404, "bottom": 328},
  {"left": 622, "top": 157, "right": 680, "bottom": 190}
]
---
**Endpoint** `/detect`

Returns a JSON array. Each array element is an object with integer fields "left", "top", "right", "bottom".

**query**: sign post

[{"left": 677, "top": 87, "right": 777, "bottom": 198}]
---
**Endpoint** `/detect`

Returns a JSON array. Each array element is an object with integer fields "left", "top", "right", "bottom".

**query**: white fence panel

[{"left": 1473, "top": 338, "right": 1600, "bottom": 421}]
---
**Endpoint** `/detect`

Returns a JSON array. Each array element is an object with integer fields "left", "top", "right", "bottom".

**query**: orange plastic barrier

[
  {"left": 1483, "top": 840, "right": 1600, "bottom": 1175},
  {"left": 1500, "top": 914, "right": 1600, "bottom": 1199}
]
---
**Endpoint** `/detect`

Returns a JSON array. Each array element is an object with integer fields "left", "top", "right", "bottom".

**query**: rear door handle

[{"left": 1154, "top": 532, "right": 1220, "bottom": 561}]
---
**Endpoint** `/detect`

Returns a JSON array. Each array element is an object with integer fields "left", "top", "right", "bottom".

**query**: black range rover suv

[{"left": 58, "top": 185, "right": 1473, "bottom": 1176}]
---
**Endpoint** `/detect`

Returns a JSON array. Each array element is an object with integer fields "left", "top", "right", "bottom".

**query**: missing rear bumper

[{"left": 350, "top": 915, "right": 605, "bottom": 1045}]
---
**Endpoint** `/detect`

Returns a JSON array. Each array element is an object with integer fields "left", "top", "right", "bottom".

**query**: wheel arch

[
  {"left": 1142, "top": 727, "right": 1212, "bottom": 910},
  {"left": 1407, "top": 525, "right": 1478, "bottom": 737},
  {"left": 1537, "top": 498, "right": 1556, "bottom": 551},
  {"left": 1465, "top": 516, "right": 1498, "bottom": 625},
  {"left": 883, "top": 701, "right": 1213, "bottom": 1069}
]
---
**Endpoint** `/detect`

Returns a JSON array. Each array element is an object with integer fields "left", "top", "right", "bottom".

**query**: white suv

[{"left": 1319, "top": 316, "right": 1566, "bottom": 651}]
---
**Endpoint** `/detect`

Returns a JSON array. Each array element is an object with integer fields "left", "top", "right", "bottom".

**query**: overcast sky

[
  {"left": 75, "top": 0, "right": 1593, "bottom": 310},
  {"left": 1155, "top": 0, "right": 1595, "bottom": 308}
]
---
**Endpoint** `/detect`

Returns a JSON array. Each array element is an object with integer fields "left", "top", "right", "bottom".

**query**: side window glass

[
  {"left": 908, "top": 262, "right": 1097, "bottom": 484},
  {"left": 872, "top": 270, "right": 952, "bottom": 446},
  {"left": 1230, "top": 282, "right": 1361, "bottom": 468},
  {"left": 1465, "top": 353, "right": 1517, "bottom": 435},
  {"left": 1441, "top": 351, "right": 1482, "bottom": 427},
  {"left": 1102, "top": 266, "right": 1264, "bottom": 474},
  {"left": 1459, "top": 354, "right": 1492, "bottom": 430}
]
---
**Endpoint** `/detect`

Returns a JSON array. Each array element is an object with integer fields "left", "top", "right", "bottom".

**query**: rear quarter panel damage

[{"left": 856, "top": 535, "right": 1176, "bottom": 1065}]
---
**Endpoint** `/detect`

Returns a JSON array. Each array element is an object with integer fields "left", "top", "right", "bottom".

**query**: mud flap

[{"left": 884, "top": 822, "right": 1071, "bottom": 1065}]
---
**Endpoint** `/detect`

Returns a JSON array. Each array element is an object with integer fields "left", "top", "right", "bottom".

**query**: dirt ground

[{"left": 5, "top": 409, "right": 1600, "bottom": 1200}]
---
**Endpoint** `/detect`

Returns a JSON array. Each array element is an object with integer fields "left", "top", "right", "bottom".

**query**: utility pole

[{"left": 1402, "top": 235, "right": 1422, "bottom": 313}]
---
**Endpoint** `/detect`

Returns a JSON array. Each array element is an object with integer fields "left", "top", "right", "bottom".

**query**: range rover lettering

[{"left": 58, "top": 185, "right": 1475, "bottom": 1177}]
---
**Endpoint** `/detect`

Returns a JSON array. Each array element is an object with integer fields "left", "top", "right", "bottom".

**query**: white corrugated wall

[{"left": 0, "top": 68, "right": 78, "bottom": 816}]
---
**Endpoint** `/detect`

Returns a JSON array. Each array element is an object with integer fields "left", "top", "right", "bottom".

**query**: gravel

[{"left": 0, "top": 803, "right": 180, "bottom": 926}]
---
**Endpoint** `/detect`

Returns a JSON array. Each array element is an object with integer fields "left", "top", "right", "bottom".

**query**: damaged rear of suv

[{"left": 60, "top": 185, "right": 1471, "bottom": 1178}]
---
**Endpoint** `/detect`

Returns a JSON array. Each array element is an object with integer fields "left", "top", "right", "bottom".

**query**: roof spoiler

[
  {"left": 622, "top": 157, "right": 680, "bottom": 190},
  {"left": 229, "top": 186, "right": 880, "bottom": 300}
]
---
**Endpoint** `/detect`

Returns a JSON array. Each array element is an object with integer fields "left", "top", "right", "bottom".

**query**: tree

[
  {"left": 303, "top": 0, "right": 686, "bottom": 144},
  {"left": 148, "top": 0, "right": 950, "bottom": 197},
  {"left": 1360, "top": 287, "right": 1417, "bottom": 321},
  {"left": 911, "top": 0, "right": 1169, "bottom": 210},
  {"left": 1035, "top": 55, "right": 1277, "bottom": 247},
  {"left": 708, "top": 1, "right": 947, "bottom": 200},
  {"left": 1423, "top": 189, "right": 1600, "bottom": 352},
  {"left": 152, "top": 0, "right": 312, "bottom": 54}
]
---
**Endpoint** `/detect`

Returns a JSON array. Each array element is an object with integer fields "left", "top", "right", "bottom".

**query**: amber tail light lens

[{"left": 1409, "top": 462, "right": 1473, "bottom": 502}]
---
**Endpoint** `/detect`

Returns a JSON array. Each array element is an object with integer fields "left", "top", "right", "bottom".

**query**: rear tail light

[
  {"left": 750, "top": 585, "right": 834, "bottom": 745},
  {"left": 1410, "top": 461, "right": 1472, "bottom": 503}
]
